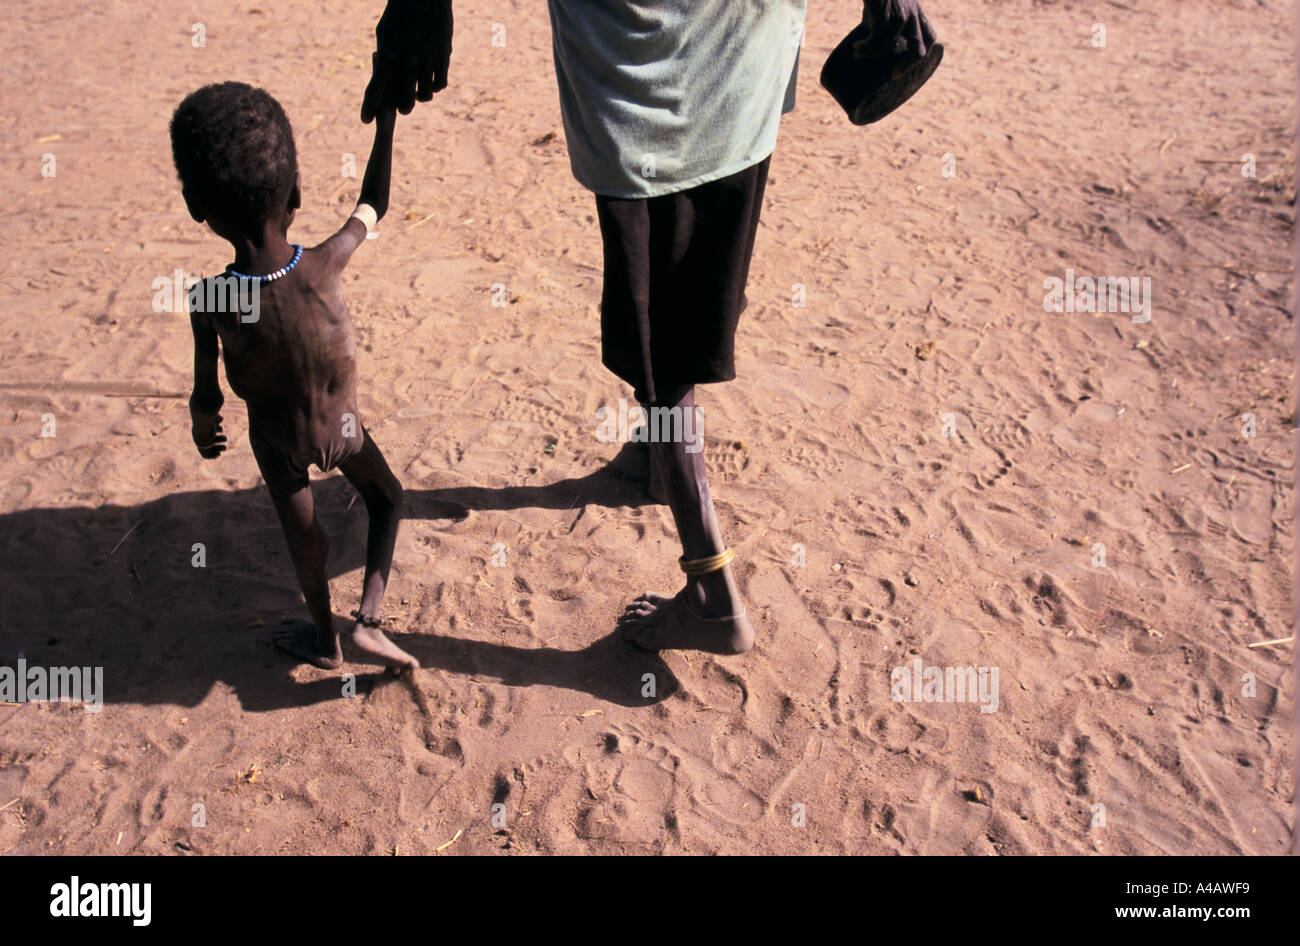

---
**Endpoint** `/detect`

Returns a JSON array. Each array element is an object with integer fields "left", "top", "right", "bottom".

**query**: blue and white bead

[{"left": 227, "top": 243, "right": 303, "bottom": 283}]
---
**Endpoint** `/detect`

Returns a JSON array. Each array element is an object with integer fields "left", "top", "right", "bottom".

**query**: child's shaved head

[{"left": 170, "top": 82, "right": 298, "bottom": 228}]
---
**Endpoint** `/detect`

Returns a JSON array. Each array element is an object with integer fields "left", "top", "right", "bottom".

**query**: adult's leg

[
  {"left": 599, "top": 161, "right": 768, "bottom": 653},
  {"left": 618, "top": 384, "right": 753, "bottom": 654},
  {"left": 337, "top": 428, "right": 417, "bottom": 670}
]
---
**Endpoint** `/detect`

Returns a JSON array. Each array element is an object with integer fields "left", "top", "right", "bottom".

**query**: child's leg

[
  {"left": 337, "top": 429, "right": 418, "bottom": 670},
  {"left": 268, "top": 482, "right": 344, "bottom": 670}
]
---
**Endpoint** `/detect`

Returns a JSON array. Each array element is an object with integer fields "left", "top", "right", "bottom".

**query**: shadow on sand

[{"left": 0, "top": 443, "right": 678, "bottom": 712}]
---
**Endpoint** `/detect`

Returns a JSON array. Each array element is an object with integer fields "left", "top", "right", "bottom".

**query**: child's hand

[{"left": 191, "top": 413, "right": 227, "bottom": 459}]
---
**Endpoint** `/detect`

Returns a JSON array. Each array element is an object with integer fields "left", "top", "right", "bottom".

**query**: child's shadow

[{"left": 0, "top": 443, "right": 678, "bottom": 712}]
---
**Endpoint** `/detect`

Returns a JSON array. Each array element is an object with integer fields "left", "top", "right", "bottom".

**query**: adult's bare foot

[
  {"left": 351, "top": 620, "right": 420, "bottom": 671},
  {"left": 617, "top": 589, "right": 754, "bottom": 654},
  {"left": 273, "top": 617, "right": 343, "bottom": 670}
]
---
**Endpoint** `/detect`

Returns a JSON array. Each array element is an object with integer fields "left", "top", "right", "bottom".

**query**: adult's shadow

[
  {"left": 401, "top": 436, "right": 654, "bottom": 519},
  {"left": 382, "top": 627, "right": 677, "bottom": 708},
  {"left": 0, "top": 442, "right": 677, "bottom": 712}
]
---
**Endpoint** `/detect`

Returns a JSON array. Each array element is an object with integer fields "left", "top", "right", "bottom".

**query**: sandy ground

[{"left": 0, "top": 0, "right": 1294, "bottom": 855}]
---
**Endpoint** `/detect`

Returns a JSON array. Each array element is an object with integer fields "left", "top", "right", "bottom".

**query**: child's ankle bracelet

[{"left": 351, "top": 609, "right": 382, "bottom": 628}]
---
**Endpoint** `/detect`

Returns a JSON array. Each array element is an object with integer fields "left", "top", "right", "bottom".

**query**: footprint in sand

[
  {"left": 606, "top": 722, "right": 766, "bottom": 829},
  {"left": 704, "top": 438, "right": 751, "bottom": 483},
  {"left": 369, "top": 674, "right": 467, "bottom": 768},
  {"left": 866, "top": 800, "right": 907, "bottom": 846},
  {"left": 489, "top": 392, "right": 569, "bottom": 433},
  {"left": 866, "top": 707, "right": 922, "bottom": 754},
  {"left": 673, "top": 659, "right": 749, "bottom": 713},
  {"left": 1052, "top": 729, "right": 1093, "bottom": 797},
  {"left": 1024, "top": 572, "right": 1077, "bottom": 631}
]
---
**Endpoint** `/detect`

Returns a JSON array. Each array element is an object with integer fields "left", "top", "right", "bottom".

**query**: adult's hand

[
  {"left": 361, "top": 0, "right": 453, "bottom": 123},
  {"left": 855, "top": 0, "right": 937, "bottom": 73}
]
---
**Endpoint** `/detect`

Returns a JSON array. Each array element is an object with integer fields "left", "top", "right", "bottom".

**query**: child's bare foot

[
  {"left": 274, "top": 617, "right": 343, "bottom": 669},
  {"left": 618, "top": 590, "right": 754, "bottom": 654},
  {"left": 351, "top": 621, "right": 420, "bottom": 671}
]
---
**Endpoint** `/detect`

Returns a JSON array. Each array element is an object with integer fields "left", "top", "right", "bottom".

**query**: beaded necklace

[{"left": 226, "top": 244, "right": 303, "bottom": 282}]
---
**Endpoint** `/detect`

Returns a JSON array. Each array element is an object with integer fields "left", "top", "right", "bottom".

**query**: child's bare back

[{"left": 201, "top": 241, "right": 365, "bottom": 499}]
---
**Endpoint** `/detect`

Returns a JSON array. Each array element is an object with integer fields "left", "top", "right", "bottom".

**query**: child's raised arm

[
  {"left": 358, "top": 105, "right": 396, "bottom": 220},
  {"left": 327, "top": 106, "right": 397, "bottom": 262},
  {"left": 189, "top": 307, "right": 227, "bottom": 458}
]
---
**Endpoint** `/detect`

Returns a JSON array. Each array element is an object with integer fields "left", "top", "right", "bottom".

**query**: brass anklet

[{"left": 678, "top": 547, "right": 735, "bottom": 577}]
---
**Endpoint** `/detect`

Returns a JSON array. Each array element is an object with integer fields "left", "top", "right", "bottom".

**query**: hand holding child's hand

[
  {"left": 361, "top": 0, "right": 452, "bottom": 122},
  {"left": 192, "top": 413, "right": 227, "bottom": 459}
]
